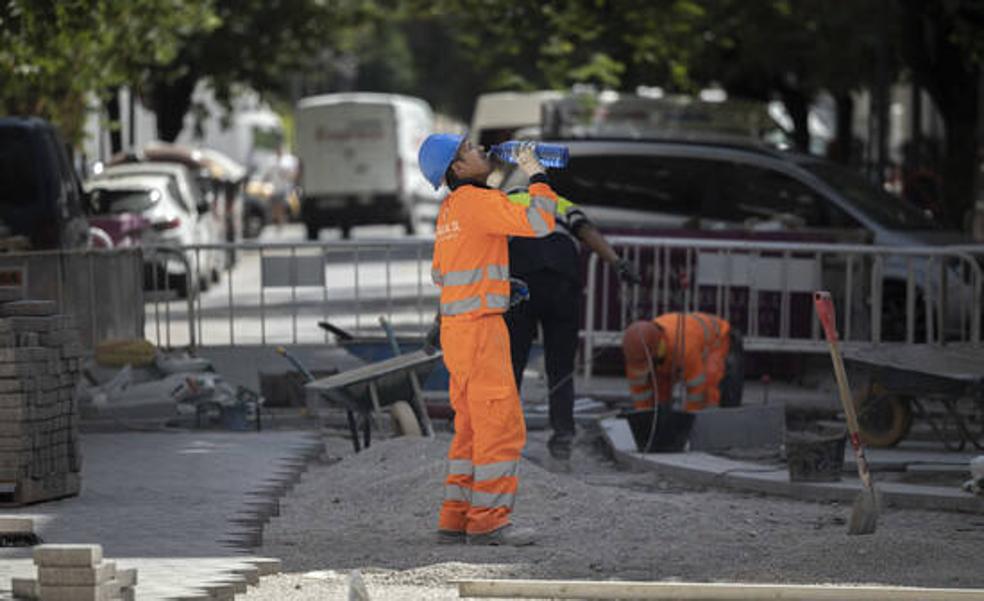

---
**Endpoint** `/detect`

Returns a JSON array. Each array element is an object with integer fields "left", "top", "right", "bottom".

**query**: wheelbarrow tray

[
  {"left": 305, "top": 349, "right": 443, "bottom": 412},
  {"left": 337, "top": 336, "right": 450, "bottom": 391}
]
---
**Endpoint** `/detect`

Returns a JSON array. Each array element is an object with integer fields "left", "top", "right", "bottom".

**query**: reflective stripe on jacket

[
  {"left": 505, "top": 192, "right": 589, "bottom": 238},
  {"left": 432, "top": 179, "right": 559, "bottom": 319}
]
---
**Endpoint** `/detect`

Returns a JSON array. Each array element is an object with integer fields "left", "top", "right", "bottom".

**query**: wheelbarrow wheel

[
  {"left": 858, "top": 386, "right": 913, "bottom": 448},
  {"left": 390, "top": 401, "right": 422, "bottom": 437}
]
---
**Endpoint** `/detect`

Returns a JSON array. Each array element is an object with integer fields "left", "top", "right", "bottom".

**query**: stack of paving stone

[
  {"left": 11, "top": 544, "right": 137, "bottom": 601},
  {"left": 0, "top": 288, "right": 85, "bottom": 506}
]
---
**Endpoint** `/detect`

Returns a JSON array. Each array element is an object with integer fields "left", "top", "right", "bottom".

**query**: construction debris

[
  {"left": 78, "top": 342, "right": 263, "bottom": 430},
  {"left": 0, "top": 288, "right": 84, "bottom": 506},
  {"left": 10, "top": 543, "right": 137, "bottom": 601}
]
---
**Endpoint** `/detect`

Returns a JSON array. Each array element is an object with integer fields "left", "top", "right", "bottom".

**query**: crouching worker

[
  {"left": 418, "top": 135, "right": 559, "bottom": 546},
  {"left": 622, "top": 313, "right": 743, "bottom": 412}
]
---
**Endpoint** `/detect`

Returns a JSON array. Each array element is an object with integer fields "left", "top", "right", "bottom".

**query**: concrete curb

[{"left": 599, "top": 417, "right": 984, "bottom": 514}]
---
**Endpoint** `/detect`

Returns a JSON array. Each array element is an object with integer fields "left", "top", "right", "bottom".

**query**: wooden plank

[{"left": 456, "top": 579, "right": 984, "bottom": 600}]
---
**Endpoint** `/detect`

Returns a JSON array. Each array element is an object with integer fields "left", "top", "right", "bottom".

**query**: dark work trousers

[{"left": 505, "top": 270, "right": 581, "bottom": 441}]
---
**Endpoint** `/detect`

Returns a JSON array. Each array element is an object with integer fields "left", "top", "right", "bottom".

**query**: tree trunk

[
  {"left": 898, "top": 0, "right": 981, "bottom": 228},
  {"left": 779, "top": 87, "right": 811, "bottom": 152},
  {"left": 830, "top": 93, "right": 855, "bottom": 164},
  {"left": 940, "top": 101, "right": 978, "bottom": 228},
  {"left": 147, "top": 71, "right": 199, "bottom": 142},
  {"left": 104, "top": 88, "right": 122, "bottom": 155}
]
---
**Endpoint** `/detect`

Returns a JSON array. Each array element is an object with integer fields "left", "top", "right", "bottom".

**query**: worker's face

[{"left": 450, "top": 140, "right": 492, "bottom": 182}]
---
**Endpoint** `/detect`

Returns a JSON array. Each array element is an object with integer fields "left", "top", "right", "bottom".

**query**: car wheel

[
  {"left": 168, "top": 274, "right": 190, "bottom": 299},
  {"left": 243, "top": 210, "right": 265, "bottom": 239}
]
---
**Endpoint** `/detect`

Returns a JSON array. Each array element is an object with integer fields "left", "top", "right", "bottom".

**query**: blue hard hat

[{"left": 418, "top": 133, "right": 464, "bottom": 190}]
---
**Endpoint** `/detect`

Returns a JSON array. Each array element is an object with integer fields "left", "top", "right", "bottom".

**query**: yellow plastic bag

[{"left": 94, "top": 338, "right": 157, "bottom": 367}]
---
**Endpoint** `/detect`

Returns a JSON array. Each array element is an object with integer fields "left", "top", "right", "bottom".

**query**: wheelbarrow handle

[{"left": 276, "top": 346, "right": 316, "bottom": 382}]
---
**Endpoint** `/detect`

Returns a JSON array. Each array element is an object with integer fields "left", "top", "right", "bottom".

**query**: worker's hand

[
  {"left": 423, "top": 315, "right": 441, "bottom": 355},
  {"left": 615, "top": 258, "right": 642, "bottom": 285},
  {"left": 515, "top": 141, "right": 546, "bottom": 177}
]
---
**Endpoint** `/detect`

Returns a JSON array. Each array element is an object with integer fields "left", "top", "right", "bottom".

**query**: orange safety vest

[
  {"left": 626, "top": 313, "right": 731, "bottom": 412},
  {"left": 432, "top": 180, "right": 559, "bottom": 319}
]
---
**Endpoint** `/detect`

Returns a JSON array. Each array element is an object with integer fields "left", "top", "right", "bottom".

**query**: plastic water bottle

[{"left": 488, "top": 141, "right": 569, "bottom": 168}]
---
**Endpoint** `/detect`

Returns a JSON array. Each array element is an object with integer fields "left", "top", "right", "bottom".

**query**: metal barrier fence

[
  {"left": 13, "top": 238, "right": 978, "bottom": 364},
  {"left": 144, "top": 239, "right": 436, "bottom": 349},
  {"left": 582, "top": 236, "right": 984, "bottom": 380}
]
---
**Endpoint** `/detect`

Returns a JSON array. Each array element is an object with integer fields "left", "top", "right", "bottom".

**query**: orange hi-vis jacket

[
  {"left": 626, "top": 313, "right": 731, "bottom": 412},
  {"left": 432, "top": 177, "right": 559, "bottom": 319}
]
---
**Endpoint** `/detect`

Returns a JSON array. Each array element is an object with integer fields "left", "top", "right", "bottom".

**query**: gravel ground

[{"left": 244, "top": 426, "right": 984, "bottom": 600}]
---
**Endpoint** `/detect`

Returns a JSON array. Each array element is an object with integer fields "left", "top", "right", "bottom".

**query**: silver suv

[{"left": 499, "top": 138, "right": 975, "bottom": 341}]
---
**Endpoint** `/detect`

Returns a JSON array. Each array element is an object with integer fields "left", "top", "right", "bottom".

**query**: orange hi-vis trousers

[{"left": 438, "top": 314, "right": 526, "bottom": 536}]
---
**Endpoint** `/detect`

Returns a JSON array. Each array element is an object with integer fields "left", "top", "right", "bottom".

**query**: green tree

[{"left": 0, "top": 0, "right": 216, "bottom": 144}]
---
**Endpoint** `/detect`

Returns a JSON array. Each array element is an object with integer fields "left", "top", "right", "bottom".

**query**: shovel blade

[{"left": 848, "top": 487, "right": 879, "bottom": 535}]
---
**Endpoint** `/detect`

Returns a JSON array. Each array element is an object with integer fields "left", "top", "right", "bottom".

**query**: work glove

[
  {"left": 515, "top": 141, "right": 546, "bottom": 178},
  {"left": 615, "top": 258, "right": 642, "bottom": 285},
  {"left": 509, "top": 277, "right": 531, "bottom": 307},
  {"left": 423, "top": 315, "right": 441, "bottom": 355}
]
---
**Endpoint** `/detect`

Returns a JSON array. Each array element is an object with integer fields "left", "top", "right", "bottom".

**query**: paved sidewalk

[
  {"left": 0, "top": 430, "right": 322, "bottom": 600},
  {"left": 600, "top": 418, "right": 984, "bottom": 514}
]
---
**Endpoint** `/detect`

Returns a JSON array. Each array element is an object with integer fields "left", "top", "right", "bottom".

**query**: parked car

[
  {"left": 84, "top": 175, "right": 204, "bottom": 297},
  {"left": 105, "top": 143, "right": 247, "bottom": 262},
  {"left": 91, "top": 162, "right": 220, "bottom": 289},
  {"left": 295, "top": 92, "right": 440, "bottom": 239},
  {"left": 0, "top": 117, "right": 89, "bottom": 249},
  {"left": 498, "top": 138, "right": 974, "bottom": 340}
]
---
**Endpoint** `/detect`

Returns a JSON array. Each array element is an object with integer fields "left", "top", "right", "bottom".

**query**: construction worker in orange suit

[
  {"left": 621, "top": 313, "right": 743, "bottom": 412},
  {"left": 418, "top": 134, "right": 559, "bottom": 546}
]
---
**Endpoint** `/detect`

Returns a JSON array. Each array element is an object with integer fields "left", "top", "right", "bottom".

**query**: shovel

[{"left": 813, "top": 291, "right": 879, "bottom": 535}]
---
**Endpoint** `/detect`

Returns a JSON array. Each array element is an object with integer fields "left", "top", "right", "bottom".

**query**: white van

[
  {"left": 469, "top": 90, "right": 564, "bottom": 148},
  {"left": 295, "top": 92, "right": 438, "bottom": 239}
]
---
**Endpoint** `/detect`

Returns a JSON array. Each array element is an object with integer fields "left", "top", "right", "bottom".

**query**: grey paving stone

[
  {"left": 0, "top": 517, "right": 33, "bottom": 534},
  {"left": 689, "top": 403, "right": 785, "bottom": 451},
  {"left": 33, "top": 544, "right": 102, "bottom": 567},
  {"left": 0, "top": 303, "right": 58, "bottom": 319},
  {"left": 10, "top": 576, "right": 38, "bottom": 600},
  {"left": 37, "top": 561, "right": 115, "bottom": 586},
  {"left": 0, "top": 287, "right": 24, "bottom": 303},
  {"left": 36, "top": 581, "right": 115, "bottom": 601}
]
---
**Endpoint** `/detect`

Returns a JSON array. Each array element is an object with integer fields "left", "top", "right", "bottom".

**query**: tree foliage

[
  {"left": 143, "top": 0, "right": 372, "bottom": 141},
  {"left": 0, "top": 0, "right": 216, "bottom": 143}
]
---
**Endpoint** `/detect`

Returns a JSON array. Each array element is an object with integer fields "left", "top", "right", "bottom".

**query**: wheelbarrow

[{"left": 282, "top": 318, "right": 441, "bottom": 452}]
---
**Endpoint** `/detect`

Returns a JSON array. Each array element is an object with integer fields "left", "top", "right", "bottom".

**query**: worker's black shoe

[
  {"left": 467, "top": 525, "right": 535, "bottom": 546},
  {"left": 436, "top": 529, "right": 466, "bottom": 544},
  {"left": 547, "top": 433, "right": 573, "bottom": 461}
]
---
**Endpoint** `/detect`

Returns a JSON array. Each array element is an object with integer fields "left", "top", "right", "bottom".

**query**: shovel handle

[
  {"left": 813, "top": 291, "right": 838, "bottom": 343},
  {"left": 813, "top": 291, "right": 875, "bottom": 490}
]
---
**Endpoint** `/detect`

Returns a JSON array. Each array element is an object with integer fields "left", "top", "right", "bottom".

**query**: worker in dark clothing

[{"left": 504, "top": 189, "right": 640, "bottom": 462}]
